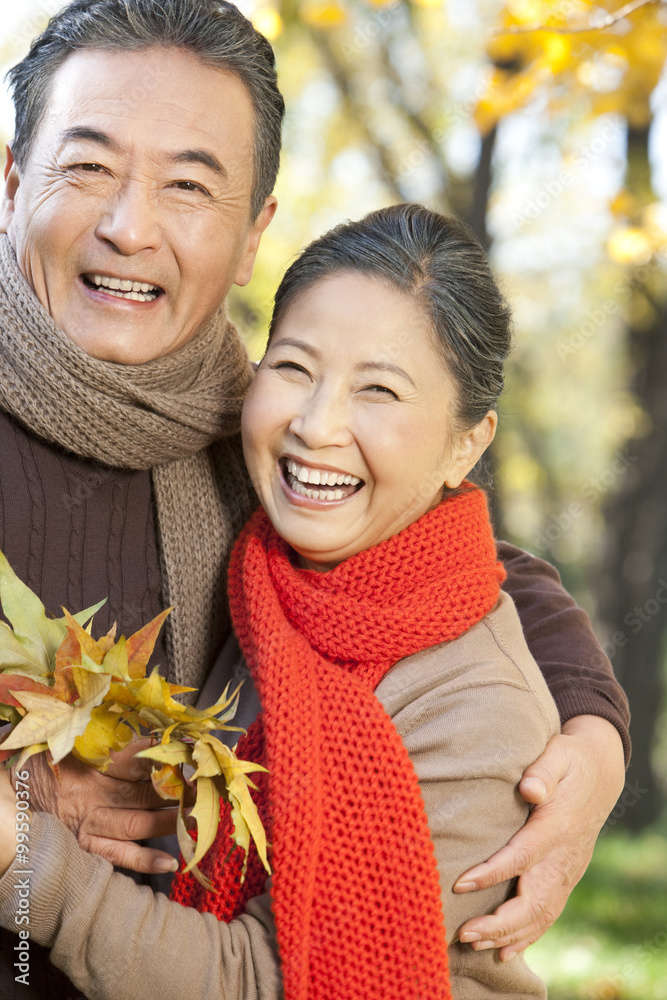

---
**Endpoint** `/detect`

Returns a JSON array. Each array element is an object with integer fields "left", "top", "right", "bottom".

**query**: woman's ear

[{"left": 443, "top": 410, "right": 498, "bottom": 489}]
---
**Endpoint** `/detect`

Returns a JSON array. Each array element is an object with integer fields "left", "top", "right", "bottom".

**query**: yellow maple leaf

[{"left": 3, "top": 672, "right": 111, "bottom": 764}]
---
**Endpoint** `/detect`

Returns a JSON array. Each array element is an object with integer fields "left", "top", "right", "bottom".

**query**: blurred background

[{"left": 1, "top": 0, "right": 666, "bottom": 995}]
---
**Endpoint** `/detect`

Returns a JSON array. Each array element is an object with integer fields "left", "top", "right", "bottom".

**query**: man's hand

[
  {"left": 10, "top": 742, "right": 179, "bottom": 875},
  {"left": 453, "top": 715, "right": 626, "bottom": 960}
]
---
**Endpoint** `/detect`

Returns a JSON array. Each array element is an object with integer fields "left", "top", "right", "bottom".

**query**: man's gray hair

[{"left": 6, "top": 0, "right": 285, "bottom": 218}]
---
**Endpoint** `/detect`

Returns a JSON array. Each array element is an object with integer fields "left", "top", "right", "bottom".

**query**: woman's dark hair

[
  {"left": 269, "top": 203, "right": 512, "bottom": 431},
  {"left": 6, "top": 0, "right": 284, "bottom": 220}
]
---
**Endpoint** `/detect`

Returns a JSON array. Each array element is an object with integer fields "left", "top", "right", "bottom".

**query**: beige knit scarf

[{"left": 0, "top": 234, "right": 256, "bottom": 694}]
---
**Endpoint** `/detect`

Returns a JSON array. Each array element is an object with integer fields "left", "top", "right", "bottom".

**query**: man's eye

[
  {"left": 173, "top": 181, "right": 209, "bottom": 195},
  {"left": 75, "top": 163, "right": 105, "bottom": 172}
]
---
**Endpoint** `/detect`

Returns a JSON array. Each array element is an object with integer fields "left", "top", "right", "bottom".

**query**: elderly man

[{"left": 0, "top": 1, "right": 627, "bottom": 998}]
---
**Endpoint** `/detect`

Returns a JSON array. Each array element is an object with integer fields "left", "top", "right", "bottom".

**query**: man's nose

[
  {"left": 288, "top": 388, "right": 353, "bottom": 450},
  {"left": 94, "top": 181, "right": 161, "bottom": 255}
]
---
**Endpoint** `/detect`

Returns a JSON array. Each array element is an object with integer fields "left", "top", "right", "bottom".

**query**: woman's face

[{"left": 242, "top": 272, "right": 496, "bottom": 570}]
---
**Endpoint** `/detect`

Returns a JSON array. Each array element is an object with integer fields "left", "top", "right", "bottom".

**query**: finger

[
  {"left": 458, "top": 889, "right": 563, "bottom": 946},
  {"left": 82, "top": 806, "right": 178, "bottom": 842},
  {"left": 453, "top": 838, "right": 542, "bottom": 893},
  {"left": 499, "top": 937, "right": 539, "bottom": 962},
  {"left": 519, "top": 734, "right": 570, "bottom": 806},
  {"left": 80, "top": 834, "right": 179, "bottom": 875},
  {"left": 106, "top": 738, "right": 156, "bottom": 781}
]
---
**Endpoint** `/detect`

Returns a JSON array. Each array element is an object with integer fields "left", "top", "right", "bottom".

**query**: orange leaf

[
  {"left": 126, "top": 609, "right": 172, "bottom": 679},
  {"left": 151, "top": 762, "right": 185, "bottom": 802},
  {"left": 62, "top": 609, "right": 105, "bottom": 666},
  {"left": 51, "top": 666, "right": 80, "bottom": 704},
  {"left": 97, "top": 623, "right": 118, "bottom": 656},
  {"left": 0, "top": 674, "right": 59, "bottom": 709},
  {"left": 54, "top": 621, "right": 82, "bottom": 673}
]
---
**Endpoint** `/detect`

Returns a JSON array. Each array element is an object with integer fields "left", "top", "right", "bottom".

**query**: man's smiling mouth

[
  {"left": 281, "top": 458, "right": 364, "bottom": 502},
  {"left": 82, "top": 273, "right": 163, "bottom": 303}
]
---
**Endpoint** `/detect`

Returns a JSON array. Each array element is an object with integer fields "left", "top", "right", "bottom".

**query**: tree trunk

[{"left": 596, "top": 124, "right": 667, "bottom": 829}]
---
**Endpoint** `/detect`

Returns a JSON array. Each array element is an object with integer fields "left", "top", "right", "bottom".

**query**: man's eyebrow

[
  {"left": 57, "top": 129, "right": 228, "bottom": 180},
  {"left": 58, "top": 126, "right": 117, "bottom": 149},
  {"left": 357, "top": 360, "right": 416, "bottom": 387},
  {"left": 168, "top": 149, "right": 228, "bottom": 179}
]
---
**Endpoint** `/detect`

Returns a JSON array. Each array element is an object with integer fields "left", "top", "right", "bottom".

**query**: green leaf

[{"left": 0, "top": 550, "right": 105, "bottom": 674}]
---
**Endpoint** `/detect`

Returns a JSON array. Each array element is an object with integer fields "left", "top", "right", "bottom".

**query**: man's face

[{"left": 0, "top": 47, "right": 277, "bottom": 363}]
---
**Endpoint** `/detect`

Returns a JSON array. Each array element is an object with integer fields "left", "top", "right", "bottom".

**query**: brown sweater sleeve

[{"left": 498, "top": 540, "right": 631, "bottom": 765}]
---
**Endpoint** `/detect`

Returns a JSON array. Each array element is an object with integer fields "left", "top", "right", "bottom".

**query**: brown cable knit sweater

[{"left": 0, "top": 407, "right": 630, "bottom": 1000}]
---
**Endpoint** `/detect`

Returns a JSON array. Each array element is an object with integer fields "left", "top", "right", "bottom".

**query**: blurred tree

[
  {"left": 241, "top": 0, "right": 667, "bottom": 826},
  {"left": 476, "top": 0, "right": 667, "bottom": 826}
]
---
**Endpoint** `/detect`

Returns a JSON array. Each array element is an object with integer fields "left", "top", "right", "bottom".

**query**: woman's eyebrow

[
  {"left": 269, "top": 338, "right": 320, "bottom": 357},
  {"left": 357, "top": 360, "right": 416, "bottom": 387}
]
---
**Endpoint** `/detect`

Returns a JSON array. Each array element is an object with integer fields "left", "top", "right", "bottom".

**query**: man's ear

[
  {"left": 444, "top": 410, "right": 498, "bottom": 489},
  {"left": 234, "top": 195, "right": 278, "bottom": 287},
  {"left": 0, "top": 146, "right": 19, "bottom": 234}
]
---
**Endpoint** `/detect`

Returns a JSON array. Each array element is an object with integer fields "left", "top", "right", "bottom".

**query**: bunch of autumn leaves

[{"left": 0, "top": 551, "right": 269, "bottom": 889}]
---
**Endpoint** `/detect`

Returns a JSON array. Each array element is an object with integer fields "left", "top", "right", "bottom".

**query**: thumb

[{"left": 519, "top": 734, "right": 570, "bottom": 806}]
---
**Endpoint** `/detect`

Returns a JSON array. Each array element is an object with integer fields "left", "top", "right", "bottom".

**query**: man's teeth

[
  {"left": 88, "top": 274, "right": 159, "bottom": 302},
  {"left": 286, "top": 459, "right": 360, "bottom": 488}
]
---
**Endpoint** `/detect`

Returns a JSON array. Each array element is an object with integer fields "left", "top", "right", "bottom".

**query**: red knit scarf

[{"left": 172, "top": 486, "right": 505, "bottom": 999}]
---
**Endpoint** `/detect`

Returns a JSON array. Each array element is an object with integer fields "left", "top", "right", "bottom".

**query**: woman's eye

[
  {"left": 272, "top": 361, "right": 310, "bottom": 376},
  {"left": 74, "top": 163, "right": 106, "bottom": 173},
  {"left": 363, "top": 384, "right": 398, "bottom": 399}
]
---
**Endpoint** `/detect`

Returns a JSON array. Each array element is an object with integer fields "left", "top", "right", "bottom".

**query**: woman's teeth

[
  {"left": 86, "top": 274, "right": 160, "bottom": 302},
  {"left": 286, "top": 459, "right": 360, "bottom": 487},
  {"left": 285, "top": 459, "right": 361, "bottom": 502},
  {"left": 291, "top": 479, "right": 345, "bottom": 501}
]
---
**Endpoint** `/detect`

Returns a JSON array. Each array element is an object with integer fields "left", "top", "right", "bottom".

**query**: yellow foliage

[
  {"left": 477, "top": 0, "right": 667, "bottom": 131},
  {"left": 253, "top": 7, "right": 283, "bottom": 41},
  {"left": 0, "top": 555, "right": 269, "bottom": 882},
  {"left": 300, "top": 0, "right": 347, "bottom": 29},
  {"left": 607, "top": 225, "right": 660, "bottom": 264}
]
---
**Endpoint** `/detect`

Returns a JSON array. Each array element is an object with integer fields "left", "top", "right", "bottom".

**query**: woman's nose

[
  {"left": 288, "top": 389, "right": 353, "bottom": 450},
  {"left": 94, "top": 181, "right": 162, "bottom": 256}
]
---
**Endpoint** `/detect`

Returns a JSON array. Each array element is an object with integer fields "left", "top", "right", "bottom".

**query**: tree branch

[{"left": 493, "top": 0, "right": 659, "bottom": 37}]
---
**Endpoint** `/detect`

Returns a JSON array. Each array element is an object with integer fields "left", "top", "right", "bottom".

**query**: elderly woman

[{"left": 0, "top": 205, "right": 618, "bottom": 998}]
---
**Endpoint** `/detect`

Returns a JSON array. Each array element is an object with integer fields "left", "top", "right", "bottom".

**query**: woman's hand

[
  {"left": 454, "top": 715, "right": 626, "bottom": 959},
  {"left": 10, "top": 742, "right": 179, "bottom": 875}
]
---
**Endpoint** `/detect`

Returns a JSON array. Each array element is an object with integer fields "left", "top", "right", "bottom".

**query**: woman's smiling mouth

[{"left": 280, "top": 457, "right": 364, "bottom": 503}]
